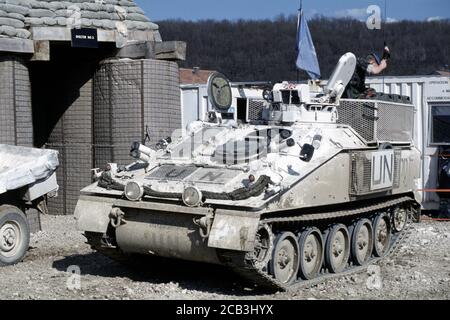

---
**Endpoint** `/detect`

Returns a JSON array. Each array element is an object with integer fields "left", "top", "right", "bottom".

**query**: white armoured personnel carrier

[{"left": 75, "top": 53, "right": 421, "bottom": 290}]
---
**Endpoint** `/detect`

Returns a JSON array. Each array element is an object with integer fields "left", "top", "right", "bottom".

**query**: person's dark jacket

[{"left": 343, "top": 57, "right": 371, "bottom": 99}]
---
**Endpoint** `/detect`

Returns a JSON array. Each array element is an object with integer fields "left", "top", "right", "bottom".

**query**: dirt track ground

[{"left": 0, "top": 215, "right": 449, "bottom": 300}]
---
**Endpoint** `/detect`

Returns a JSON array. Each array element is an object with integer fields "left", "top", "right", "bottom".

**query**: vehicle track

[{"left": 218, "top": 196, "right": 415, "bottom": 291}]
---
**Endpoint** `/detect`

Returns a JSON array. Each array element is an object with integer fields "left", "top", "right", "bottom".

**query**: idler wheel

[
  {"left": 325, "top": 224, "right": 350, "bottom": 273},
  {"left": 298, "top": 228, "right": 324, "bottom": 280},
  {"left": 350, "top": 219, "right": 373, "bottom": 266},
  {"left": 392, "top": 207, "right": 408, "bottom": 233},
  {"left": 269, "top": 232, "right": 300, "bottom": 285},
  {"left": 373, "top": 213, "right": 392, "bottom": 257}
]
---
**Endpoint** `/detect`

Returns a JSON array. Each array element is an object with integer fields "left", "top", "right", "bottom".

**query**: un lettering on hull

[{"left": 371, "top": 150, "right": 394, "bottom": 191}]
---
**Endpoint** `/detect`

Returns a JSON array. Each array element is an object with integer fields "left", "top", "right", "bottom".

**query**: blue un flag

[{"left": 296, "top": 10, "right": 321, "bottom": 80}]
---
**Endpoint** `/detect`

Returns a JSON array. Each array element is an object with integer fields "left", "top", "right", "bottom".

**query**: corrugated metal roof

[{"left": 0, "top": 0, "right": 157, "bottom": 40}]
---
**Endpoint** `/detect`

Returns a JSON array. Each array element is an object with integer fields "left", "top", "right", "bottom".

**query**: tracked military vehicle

[{"left": 75, "top": 53, "right": 421, "bottom": 290}]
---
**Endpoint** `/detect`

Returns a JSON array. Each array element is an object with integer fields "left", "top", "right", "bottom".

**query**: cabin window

[
  {"left": 281, "top": 90, "right": 291, "bottom": 104},
  {"left": 291, "top": 90, "right": 301, "bottom": 104},
  {"left": 431, "top": 105, "right": 450, "bottom": 144},
  {"left": 280, "top": 90, "right": 301, "bottom": 105},
  {"left": 237, "top": 98, "right": 248, "bottom": 122}
]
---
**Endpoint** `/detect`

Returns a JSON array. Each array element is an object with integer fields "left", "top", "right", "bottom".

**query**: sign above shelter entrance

[{"left": 71, "top": 28, "right": 98, "bottom": 48}]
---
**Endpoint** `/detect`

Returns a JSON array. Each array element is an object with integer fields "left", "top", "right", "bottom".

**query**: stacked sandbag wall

[{"left": 0, "top": 1, "right": 31, "bottom": 39}]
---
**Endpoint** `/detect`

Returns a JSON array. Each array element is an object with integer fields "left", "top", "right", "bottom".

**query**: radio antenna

[{"left": 382, "top": 0, "right": 387, "bottom": 91}]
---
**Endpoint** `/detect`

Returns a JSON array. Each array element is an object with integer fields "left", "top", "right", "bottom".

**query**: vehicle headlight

[
  {"left": 124, "top": 181, "right": 144, "bottom": 201},
  {"left": 182, "top": 186, "right": 203, "bottom": 207}
]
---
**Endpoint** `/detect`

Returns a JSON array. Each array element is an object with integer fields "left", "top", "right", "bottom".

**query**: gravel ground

[{"left": 0, "top": 215, "right": 449, "bottom": 300}]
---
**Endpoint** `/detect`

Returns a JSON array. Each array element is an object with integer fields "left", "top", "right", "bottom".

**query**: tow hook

[
  {"left": 194, "top": 216, "right": 213, "bottom": 239},
  {"left": 110, "top": 208, "right": 126, "bottom": 228}
]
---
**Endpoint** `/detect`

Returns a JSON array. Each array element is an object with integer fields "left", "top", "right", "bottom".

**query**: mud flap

[
  {"left": 208, "top": 213, "right": 260, "bottom": 252},
  {"left": 74, "top": 196, "right": 114, "bottom": 233}
]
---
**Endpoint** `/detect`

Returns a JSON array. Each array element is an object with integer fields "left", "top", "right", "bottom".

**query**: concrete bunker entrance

[
  {"left": 29, "top": 42, "right": 117, "bottom": 215},
  {"left": 30, "top": 42, "right": 115, "bottom": 148}
]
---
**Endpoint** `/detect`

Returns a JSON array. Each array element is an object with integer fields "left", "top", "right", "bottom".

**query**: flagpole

[
  {"left": 296, "top": 0, "right": 302, "bottom": 83},
  {"left": 382, "top": 0, "right": 387, "bottom": 91},
  {"left": 295, "top": 0, "right": 321, "bottom": 82}
]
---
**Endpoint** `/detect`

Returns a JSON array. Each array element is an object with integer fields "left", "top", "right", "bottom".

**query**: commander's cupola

[{"left": 262, "top": 52, "right": 357, "bottom": 125}]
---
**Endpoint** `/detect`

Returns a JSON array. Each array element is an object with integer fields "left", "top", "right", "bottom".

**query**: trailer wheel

[{"left": 0, "top": 205, "right": 30, "bottom": 266}]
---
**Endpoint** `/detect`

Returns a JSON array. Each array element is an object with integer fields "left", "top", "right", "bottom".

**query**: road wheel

[
  {"left": 373, "top": 213, "right": 392, "bottom": 257},
  {"left": 269, "top": 232, "right": 300, "bottom": 285},
  {"left": 0, "top": 205, "right": 30, "bottom": 266},
  {"left": 298, "top": 228, "right": 323, "bottom": 280},
  {"left": 351, "top": 219, "right": 373, "bottom": 266},
  {"left": 325, "top": 224, "right": 350, "bottom": 273}
]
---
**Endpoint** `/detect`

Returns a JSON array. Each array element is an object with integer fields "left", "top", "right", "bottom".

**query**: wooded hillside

[{"left": 158, "top": 16, "right": 450, "bottom": 82}]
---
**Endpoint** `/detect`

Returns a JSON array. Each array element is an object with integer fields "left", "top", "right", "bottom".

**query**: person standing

[{"left": 343, "top": 46, "right": 391, "bottom": 99}]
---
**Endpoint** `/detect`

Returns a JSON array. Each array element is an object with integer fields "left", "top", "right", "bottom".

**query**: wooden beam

[
  {"left": 154, "top": 41, "right": 186, "bottom": 61},
  {"left": 115, "top": 40, "right": 187, "bottom": 61},
  {"left": 115, "top": 41, "right": 149, "bottom": 59},
  {"left": 0, "top": 38, "right": 34, "bottom": 54},
  {"left": 30, "top": 27, "right": 159, "bottom": 45}
]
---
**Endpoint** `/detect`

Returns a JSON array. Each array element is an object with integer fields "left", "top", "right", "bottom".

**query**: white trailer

[
  {"left": 0, "top": 145, "right": 59, "bottom": 266},
  {"left": 367, "top": 76, "right": 450, "bottom": 211}
]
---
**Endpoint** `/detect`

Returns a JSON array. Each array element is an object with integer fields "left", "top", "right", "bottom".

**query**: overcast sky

[{"left": 134, "top": 0, "right": 450, "bottom": 22}]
